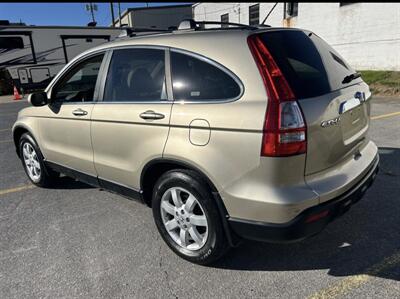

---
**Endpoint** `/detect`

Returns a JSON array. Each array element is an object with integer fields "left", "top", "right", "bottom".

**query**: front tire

[
  {"left": 152, "top": 169, "right": 229, "bottom": 265},
  {"left": 19, "top": 133, "right": 59, "bottom": 187}
]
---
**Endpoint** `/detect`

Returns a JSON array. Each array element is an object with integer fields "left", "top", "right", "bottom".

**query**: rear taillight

[{"left": 248, "top": 35, "right": 307, "bottom": 157}]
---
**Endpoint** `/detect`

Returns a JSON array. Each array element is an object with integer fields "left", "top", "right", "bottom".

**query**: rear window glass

[
  {"left": 171, "top": 51, "right": 241, "bottom": 101},
  {"left": 259, "top": 30, "right": 360, "bottom": 99}
]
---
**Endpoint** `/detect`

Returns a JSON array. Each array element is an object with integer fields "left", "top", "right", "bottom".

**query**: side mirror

[{"left": 28, "top": 92, "right": 48, "bottom": 107}]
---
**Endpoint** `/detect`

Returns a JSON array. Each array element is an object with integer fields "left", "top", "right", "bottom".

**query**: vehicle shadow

[
  {"left": 45, "top": 175, "right": 96, "bottom": 190},
  {"left": 45, "top": 175, "right": 143, "bottom": 203},
  {"left": 214, "top": 147, "right": 400, "bottom": 281}
]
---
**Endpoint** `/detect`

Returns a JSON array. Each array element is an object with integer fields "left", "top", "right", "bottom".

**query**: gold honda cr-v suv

[{"left": 13, "top": 20, "right": 379, "bottom": 264}]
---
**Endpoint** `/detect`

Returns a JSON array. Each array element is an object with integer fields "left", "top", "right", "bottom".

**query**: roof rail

[
  {"left": 115, "top": 19, "right": 271, "bottom": 40},
  {"left": 118, "top": 27, "right": 171, "bottom": 38},
  {"left": 176, "top": 19, "right": 262, "bottom": 31}
]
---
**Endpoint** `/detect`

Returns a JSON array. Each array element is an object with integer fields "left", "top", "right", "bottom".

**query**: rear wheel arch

[
  {"left": 140, "top": 158, "right": 240, "bottom": 247},
  {"left": 140, "top": 159, "right": 221, "bottom": 206}
]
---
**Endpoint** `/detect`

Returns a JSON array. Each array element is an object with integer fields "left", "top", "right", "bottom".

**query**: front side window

[
  {"left": 103, "top": 48, "right": 166, "bottom": 102},
  {"left": 52, "top": 54, "right": 104, "bottom": 103},
  {"left": 171, "top": 51, "right": 241, "bottom": 101}
]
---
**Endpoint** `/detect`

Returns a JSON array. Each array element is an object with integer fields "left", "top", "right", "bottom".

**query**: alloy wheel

[
  {"left": 22, "top": 142, "right": 41, "bottom": 182},
  {"left": 160, "top": 187, "right": 209, "bottom": 251}
]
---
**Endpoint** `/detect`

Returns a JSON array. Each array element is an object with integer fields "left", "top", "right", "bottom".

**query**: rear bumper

[{"left": 228, "top": 154, "right": 379, "bottom": 243}]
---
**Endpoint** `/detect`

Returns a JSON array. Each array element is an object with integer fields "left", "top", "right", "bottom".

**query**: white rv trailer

[{"left": 0, "top": 25, "right": 125, "bottom": 94}]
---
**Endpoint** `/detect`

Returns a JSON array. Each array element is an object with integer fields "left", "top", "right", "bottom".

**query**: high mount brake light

[{"left": 248, "top": 34, "right": 307, "bottom": 157}]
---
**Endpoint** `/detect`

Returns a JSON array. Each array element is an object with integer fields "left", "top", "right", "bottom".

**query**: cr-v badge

[{"left": 321, "top": 117, "right": 341, "bottom": 128}]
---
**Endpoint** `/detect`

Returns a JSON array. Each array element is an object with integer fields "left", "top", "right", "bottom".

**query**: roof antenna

[{"left": 261, "top": 2, "right": 278, "bottom": 25}]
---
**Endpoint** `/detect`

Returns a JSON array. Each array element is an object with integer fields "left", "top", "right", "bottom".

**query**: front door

[
  {"left": 91, "top": 48, "right": 172, "bottom": 190},
  {"left": 37, "top": 53, "right": 105, "bottom": 177}
]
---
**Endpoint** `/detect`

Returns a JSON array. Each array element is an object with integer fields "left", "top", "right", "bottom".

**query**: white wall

[
  {"left": 193, "top": 3, "right": 284, "bottom": 26},
  {"left": 115, "top": 6, "right": 192, "bottom": 30},
  {"left": 132, "top": 6, "right": 192, "bottom": 29},
  {"left": 193, "top": 3, "right": 400, "bottom": 71}
]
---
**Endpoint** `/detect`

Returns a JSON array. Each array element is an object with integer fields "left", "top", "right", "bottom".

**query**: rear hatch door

[{"left": 259, "top": 29, "right": 371, "bottom": 175}]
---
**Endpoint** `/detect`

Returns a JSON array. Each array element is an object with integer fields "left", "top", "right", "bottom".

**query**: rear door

[
  {"left": 91, "top": 47, "right": 171, "bottom": 190},
  {"left": 259, "top": 30, "right": 371, "bottom": 175}
]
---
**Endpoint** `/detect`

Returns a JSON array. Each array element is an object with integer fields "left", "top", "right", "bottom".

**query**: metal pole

[
  {"left": 235, "top": 4, "right": 240, "bottom": 24},
  {"left": 118, "top": 2, "right": 122, "bottom": 27},
  {"left": 110, "top": 2, "right": 115, "bottom": 27},
  {"left": 261, "top": 2, "right": 278, "bottom": 25},
  {"left": 90, "top": 3, "right": 95, "bottom": 23}
]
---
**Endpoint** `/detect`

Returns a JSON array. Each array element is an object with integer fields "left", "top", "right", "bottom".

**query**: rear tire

[
  {"left": 152, "top": 169, "right": 229, "bottom": 265},
  {"left": 19, "top": 133, "right": 59, "bottom": 187}
]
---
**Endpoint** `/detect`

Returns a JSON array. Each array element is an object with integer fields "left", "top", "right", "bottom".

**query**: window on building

[
  {"left": 249, "top": 4, "right": 259, "bottom": 26},
  {"left": 103, "top": 48, "right": 167, "bottom": 102},
  {"left": 286, "top": 3, "right": 298, "bottom": 18},
  {"left": 171, "top": 51, "right": 241, "bottom": 101},
  {"left": 0, "top": 37, "right": 24, "bottom": 51},
  {"left": 221, "top": 13, "right": 229, "bottom": 28}
]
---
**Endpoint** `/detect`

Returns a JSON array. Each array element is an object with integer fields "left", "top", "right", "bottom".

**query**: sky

[{"left": 0, "top": 2, "right": 191, "bottom": 27}]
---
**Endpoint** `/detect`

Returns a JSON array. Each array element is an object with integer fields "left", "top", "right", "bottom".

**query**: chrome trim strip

[
  {"left": 339, "top": 97, "right": 361, "bottom": 114},
  {"left": 46, "top": 44, "right": 244, "bottom": 105},
  {"left": 94, "top": 101, "right": 171, "bottom": 105},
  {"left": 104, "top": 44, "right": 170, "bottom": 51}
]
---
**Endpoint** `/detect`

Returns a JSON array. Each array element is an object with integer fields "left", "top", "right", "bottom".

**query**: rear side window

[
  {"left": 259, "top": 30, "right": 360, "bottom": 99},
  {"left": 103, "top": 48, "right": 166, "bottom": 102},
  {"left": 171, "top": 51, "right": 241, "bottom": 101}
]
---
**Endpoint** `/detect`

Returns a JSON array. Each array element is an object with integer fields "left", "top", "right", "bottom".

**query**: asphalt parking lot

[{"left": 0, "top": 97, "right": 399, "bottom": 298}]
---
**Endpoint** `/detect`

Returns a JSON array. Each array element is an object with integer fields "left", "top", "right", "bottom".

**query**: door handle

[
  {"left": 140, "top": 110, "right": 165, "bottom": 120},
  {"left": 72, "top": 108, "right": 88, "bottom": 116}
]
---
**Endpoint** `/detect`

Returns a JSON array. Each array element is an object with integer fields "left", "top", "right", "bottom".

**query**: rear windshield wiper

[{"left": 342, "top": 72, "right": 361, "bottom": 84}]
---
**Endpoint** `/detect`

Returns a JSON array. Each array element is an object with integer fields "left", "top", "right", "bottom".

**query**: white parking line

[
  {"left": 0, "top": 184, "right": 35, "bottom": 196},
  {"left": 371, "top": 111, "right": 400, "bottom": 120},
  {"left": 309, "top": 251, "right": 400, "bottom": 299}
]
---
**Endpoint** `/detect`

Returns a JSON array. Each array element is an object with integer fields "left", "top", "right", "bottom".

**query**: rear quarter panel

[{"left": 162, "top": 32, "right": 318, "bottom": 223}]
